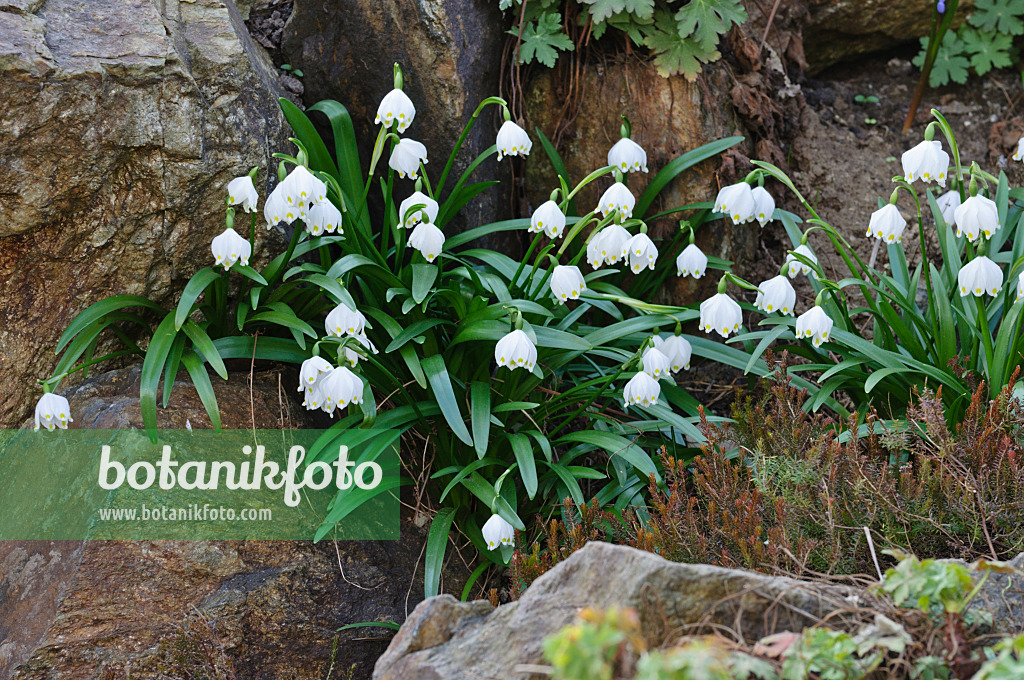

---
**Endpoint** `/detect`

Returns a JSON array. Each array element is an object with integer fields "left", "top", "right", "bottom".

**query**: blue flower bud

[{"left": 937, "top": 0, "right": 945, "bottom": 12}]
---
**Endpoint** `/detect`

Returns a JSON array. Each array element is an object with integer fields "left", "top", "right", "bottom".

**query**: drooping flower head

[
  {"left": 389, "top": 138, "right": 428, "bottom": 180},
  {"left": 714, "top": 182, "right": 756, "bottom": 225},
  {"left": 482, "top": 514, "right": 515, "bottom": 550},
  {"left": 597, "top": 182, "right": 635, "bottom": 222},
  {"left": 319, "top": 366, "right": 363, "bottom": 417},
  {"left": 325, "top": 303, "right": 366, "bottom": 337},
  {"left": 375, "top": 88, "right": 416, "bottom": 133},
  {"left": 623, "top": 372, "right": 660, "bottom": 407},
  {"left": 495, "top": 120, "right": 532, "bottom": 161},
  {"left": 622, "top": 233, "right": 658, "bottom": 274},
  {"left": 550, "top": 265, "right": 586, "bottom": 303},
  {"left": 754, "top": 275, "right": 796, "bottom": 315},
  {"left": 298, "top": 356, "right": 334, "bottom": 392},
  {"left": 34, "top": 393, "right": 72, "bottom": 431},
  {"left": 653, "top": 335, "right": 692, "bottom": 372},
  {"left": 958, "top": 255, "right": 1003, "bottom": 297},
  {"left": 529, "top": 200, "right": 566, "bottom": 239},
  {"left": 1014, "top": 136, "right": 1024, "bottom": 163},
  {"left": 751, "top": 186, "right": 776, "bottom": 227},
  {"left": 786, "top": 244, "right": 818, "bottom": 279},
  {"left": 398, "top": 191, "right": 439, "bottom": 229},
  {"left": 866, "top": 203, "right": 907, "bottom": 244},
  {"left": 699, "top": 293, "right": 742, "bottom": 338},
  {"left": 305, "top": 200, "right": 342, "bottom": 236},
  {"left": 264, "top": 185, "right": 290, "bottom": 227},
  {"left": 954, "top": 194, "right": 1000, "bottom": 241},
  {"left": 494, "top": 329, "right": 537, "bottom": 371},
  {"left": 407, "top": 222, "right": 445, "bottom": 262},
  {"left": 641, "top": 346, "right": 671, "bottom": 380},
  {"left": 607, "top": 138, "right": 648, "bottom": 173},
  {"left": 676, "top": 243, "right": 707, "bottom": 279},
  {"left": 936, "top": 190, "right": 961, "bottom": 226},
  {"left": 596, "top": 224, "right": 632, "bottom": 265},
  {"left": 227, "top": 176, "right": 259, "bottom": 213},
  {"left": 901, "top": 139, "right": 949, "bottom": 186},
  {"left": 281, "top": 165, "right": 328, "bottom": 207},
  {"left": 211, "top": 228, "right": 252, "bottom": 271},
  {"left": 1017, "top": 271, "right": 1024, "bottom": 302},
  {"left": 796, "top": 306, "right": 833, "bottom": 348}
]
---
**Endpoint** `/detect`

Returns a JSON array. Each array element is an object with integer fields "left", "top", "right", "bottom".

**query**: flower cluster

[{"left": 622, "top": 334, "right": 692, "bottom": 407}]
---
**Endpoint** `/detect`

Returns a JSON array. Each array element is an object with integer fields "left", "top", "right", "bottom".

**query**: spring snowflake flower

[
  {"left": 714, "top": 182, "right": 756, "bottom": 225},
  {"left": 550, "top": 265, "right": 586, "bottom": 303},
  {"left": 1017, "top": 272, "right": 1024, "bottom": 302},
  {"left": 407, "top": 222, "right": 445, "bottom": 262},
  {"left": 958, "top": 255, "right": 1003, "bottom": 297},
  {"left": 597, "top": 182, "right": 635, "bottom": 221},
  {"left": 529, "top": 200, "right": 566, "bottom": 238},
  {"left": 343, "top": 333, "right": 378, "bottom": 367},
  {"left": 398, "top": 191, "right": 439, "bottom": 229},
  {"left": 34, "top": 393, "right": 72, "bottom": 431},
  {"left": 375, "top": 88, "right": 416, "bottom": 133},
  {"left": 653, "top": 335, "right": 691, "bottom": 372},
  {"left": 623, "top": 372, "right": 660, "bottom": 407},
  {"left": 389, "top": 138, "right": 428, "bottom": 180},
  {"left": 1014, "top": 136, "right": 1024, "bottom": 163},
  {"left": 796, "top": 305, "right": 833, "bottom": 348},
  {"left": 211, "top": 228, "right": 251, "bottom": 271},
  {"left": 675, "top": 243, "right": 707, "bottom": 279},
  {"left": 306, "top": 200, "right": 342, "bottom": 236},
  {"left": 901, "top": 140, "right": 949, "bottom": 186},
  {"left": 936, "top": 190, "right": 961, "bottom": 226},
  {"left": 298, "top": 356, "right": 334, "bottom": 392},
  {"left": 866, "top": 203, "right": 907, "bottom": 244},
  {"left": 282, "top": 165, "right": 328, "bottom": 207},
  {"left": 597, "top": 224, "right": 632, "bottom": 265},
  {"left": 301, "top": 382, "right": 325, "bottom": 411},
  {"left": 586, "top": 236, "right": 605, "bottom": 269},
  {"left": 319, "top": 366, "right": 363, "bottom": 416},
  {"left": 495, "top": 120, "right": 532, "bottom": 161},
  {"left": 622, "top": 233, "right": 658, "bottom": 273},
  {"left": 641, "top": 346, "right": 672, "bottom": 380},
  {"left": 325, "top": 303, "right": 366, "bottom": 337},
  {"left": 495, "top": 329, "right": 537, "bottom": 371},
  {"left": 751, "top": 186, "right": 776, "bottom": 227},
  {"left": 954, "top": 194, "right": 1000, "bottom": 241},
  {"left": 264, "top": 185, "right": 290, "bottom": 227},
  {"left": 482, "top": 514, "right": 515, "bottom": 550},
  {"left": 227, "top": 176, "right": 258, "bottom": 212},
  {"left": 786, "top": 244, "right": 818, "bottom": 279},
  {"left": 607, "top": 138, "right": 648, "bottom": 173},
  {"left": 754, "top": 275, "right": 796, "bottom": 315},
  {"left": 699, "top": 293, "right": 742, "bottom": 338}
]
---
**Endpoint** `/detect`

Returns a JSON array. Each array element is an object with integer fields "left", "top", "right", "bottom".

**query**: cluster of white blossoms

[
  {"left": 713, "top": 182, "right": 776, "bottom": 228},
  {"left": 622, "top": 334, "right": 693, "bottom": 407},
  {"left": 264, "top": 165, "right": 342, "bottom": 237},
  {"left": 34, "top": 393, "right": 72, "bottom": 431}
]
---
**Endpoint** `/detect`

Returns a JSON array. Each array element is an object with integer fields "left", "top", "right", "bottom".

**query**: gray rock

[{"left": 0, "top": 0, "right": 290, "bottom": 428}]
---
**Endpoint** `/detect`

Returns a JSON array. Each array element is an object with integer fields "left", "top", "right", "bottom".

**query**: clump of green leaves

[
  {"left": 501, "top": 0, "right": 746, "bottom": 79},
  {"left": 975, "top": 635, "right": 1024, "bottom": 680},
  {"left": 880, "top": 553, "right": 977, "bottom": 616},
  {"left": 914, "top": 0, "right": 1023, "bottom": 86}
]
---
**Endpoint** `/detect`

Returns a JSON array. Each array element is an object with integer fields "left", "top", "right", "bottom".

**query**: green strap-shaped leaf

[
  {"left": 411, "top": 263, "right": 438, "bottom": 304},
  {"left": 279, "top": 97, "right": 340, "bottom": 179},
  {"left": 181, "top": 320, "right": 229, "bottom": 380},
  {"left": 421, "top": 355, "right": 473, "bottom": 447},
  {"left": 459, "top": 472, "right": 524, "bottom": 530},
  {"left": 470, "top": 382, "right": 491, "bottom": 459},
  {"left": 140, "top": 313, "right": 181, "bottom": 441},
  {"left": 508, "top": 433, "right": 537, "bottom": 500},
  {"left": 213, "top": 336, "right": 308, "bottom": 363},
  {"left": 56, "top": 295, "right": 165, "bottom": 354},
  {"left": 556, "top": 430, "right": 657, "bottom": 478},
  {"left": 175, "top": 268, "right": 221, "bottom": 330},
  {"left": 162, "top": 333, "right": 186, "bottom": 407},
  {"left": 636, "top": 136, "right": 744, "bottom": 218},
  {"left": 384, "top": 319, "right": 450, "bottom": 354},
  {"left": 424, "top": 508, "right": 456, "bottom": 599},
  {"left": 180, "top": 350, "right": 221, "bottom": 431}
]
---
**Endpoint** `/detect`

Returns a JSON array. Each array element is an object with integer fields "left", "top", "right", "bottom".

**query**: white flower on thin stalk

[
  {"left": 211, "top": 228, "right": 252, "bottom": 271},
  {"left": 529, "top": 200, "right": 566, "bottom": 239},
  {"left": 494, "top": 329, "right": 537, "bottom": 372},
  {"left": 306, "top": 200, "right": 342, "bottom": 236},
  {"left": 482, "top": 514, "right": 515, "bottom": 550},
  {"left": 786, "top": 244, "right": 818, "bottom": 279},
  {"left": 936, "top": 190, "right": 961, "bottom": 226},
  {"left": 325, "top": 303, "right": 366, "bottom": 337},
  {"left": 1014, "top": 137, "right": 1024, "bottom": 163},
  {"left": 795, "top": 306, "right": 833, "bottom": 348},
  {"left": 586, "top": 236, "right": 605, "bottom": 269},
  {"left": 751, "top": 186, "right": 776, "bottom": 227},
  {"left": 622, "top": 233, "right": 658, "bottom": 273},
  {"left": 389, "top": 138, "right": 428, "bottom": 179},
  {"left": 675, "top": 243, "right": 707, "bottom": 279},
  {"left": 597, "top": 224, "right": 632, "bottom": 265},
  {"left": 298, "top": 356, "right": 334, "bottom": 392},
  {"left": 397, "top": 191, "right": 438, "bottom": 229},
  {"left": 495, "top": 120, "right": 532, "bottom": 161},
  {"left": 754, "top": 275, "right": 796, "bottom": 315},
  {"left": 699, "top": 293, "right": 742, "bottom": 338},
  {"left": 713, "top": 182, "right": 756, "bottom": 225},
  {"left": 264, "top": 185, "right": 290, "bottom": 227},
  {"left": 641, "top": 346, "right": 672, "bottom": 380},
  {"left": 901, "top": 140, "right": 949, "bottom": 186},
  {"left": 550, "top": 265, "right": 586, "bottom": 303},
  {"left": 227, "top": 176, "right": 258, "bottom": 212},
  {"left": 958, "top": 255, "right": 1003, "bottom": 297},
  {"left": 407, "top": 222, "right": 446, "bottom": 262},
  {"left": 375, "top": 88, "right": 416, "bottom": 133},
  {"left": 343, "top": 333, "right": 378, "bottom": 367},
  {"left": 954, "top": 194, "right": 1000, "bottom": 241},
  {"left": 866, "top": 203, "right": 907, "bottom": 244},
  {"left": 607, "top": 138, "right": 648, "bottom": 173},
  {"left": 34, "top": 393, "right": 72, "bottom": 431},
  {"left": 623, "top": 372, "right": 660, "bottom": 407},
  {"left": 319, "top": 366, "right": 363, "bottom": 416},
  {"left": 653, "top": 335, "right": 692, "bottom": 372},
  {"left": 282, "top": 165, "right": 328, "bottom": 207},
  {"left": 301, "top": 382, "right": 325, "bottom": 411},
  {"left": 597, "top": 182, "right": 635, "bottom": 221}
]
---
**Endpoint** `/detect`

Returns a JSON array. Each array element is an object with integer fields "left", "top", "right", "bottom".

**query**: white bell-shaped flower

[
  {"left": 375, "top": 88, "right": 416, "bottom": 133},
  {"left": 482, "top": 514, "right": 515, "bottom": 550},
  {"left": 282, "top": 165, "right": 328, "bottom": 208},
  {"left": 796, "top": 306, "right": 833, "bottom": 348},
  {"left": 1014, "top": 137, "right": 1024, "bottom": 163},
  {"left": 264, "top": 184, "right": 290, "bottom": 227},
  {"left": 529, "top": 200, "right": 566, "bottom": 239},
  {"left": 901, "top": 140, "right": 949, "bottom": 186},
  {"left": 34, "top": 393, "right": 72, "bottom": 431},
  {"left": 298, "top": 356, "right": 334, "bottom": 392},
  {"left": 866, "top": 203, "right": 907, "bottom": 244},
  {"left": 319, "top": 366, "right": 363, "bottom": 416},
  {"left": 653, "top": 335, "right": 691, "bottom": 372},
  {"left": 389, "top": 138, "right": 428, "bottom": 180},
  {"left": 675, "top": 243, "right": 707, "bottom": 279},
  {"left": 641, "top": 347, "right": 672, "bottom": 380},
  {"left": 623, "top": 372, "right": 660, "bottom": 407},
  {"left": 786, "top": 244, "right": 818, "bottom": 279},
  {"left": 494, "top": 329, "right": 537, "bottom": 371},
  {"left": 597, "top": 224, "right": 631, "bottom": 265},
  {"left": 958, "top": 255, "right": 1003, "bottom": 297},
  {"left": 607, "top": 138, "right": 648, "bottom": 173},
  {"left": 597, "top": 182, "right": 635, "bottom": 221},
  {"left": 954, "top": 194, "right": 1000, "bottom": 241},
  {"left": 936, "top": 190, "right": 961, "bottom": 226},
  {"left": 398, "top": 191, "right": 439, "bottom": 229},
  {"left": 495, "top": 120, "right": 532, "bottom": 161},
  {"left": 622, "top": 233, "right": 658, "bottom": 273},
  {"left": 714, "top": 182, "right": 756, "bottom": 225},
  {"left": 408, "top": 222, "right": 445, "bottom": 262},
  {"left": 586, "top": 235, "right": 605, "bottom": 270},
  {"left": 751, "top": 186, "right": 775, "bottom": 227},
  {"left": 227, "top": 176, "right": 258, "bottom": 213},
  {"left": 211, "top": 228, "right": 251, "bottom": 271},
  {"left": 343, "top": 333, "right": 378, "bottom": 367},
  {"left": 325, "top": 303, "right": 366, "bottom": 337},
  {"left": 301, "top": 382, "right": 325, "bottom": 411},
  {"left": 1017, "top": 271, "right": 1024, "bottom": 302},
  {"left": 550, "top": 265, "right": 586, "bottom": 303},
  {"left": 699, "top": 293, "right": 743, "bottom": 338},
  {"left": 754, "top": 275, "right": 796, "bottom": 315},
  {"left": 306, "top": 200, "right": 342, "bottom": 236}
]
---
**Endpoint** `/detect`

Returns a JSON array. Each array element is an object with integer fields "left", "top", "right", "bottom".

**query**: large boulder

[{"left": 0, "top": 0, "right": 290, "bottom": 428}]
